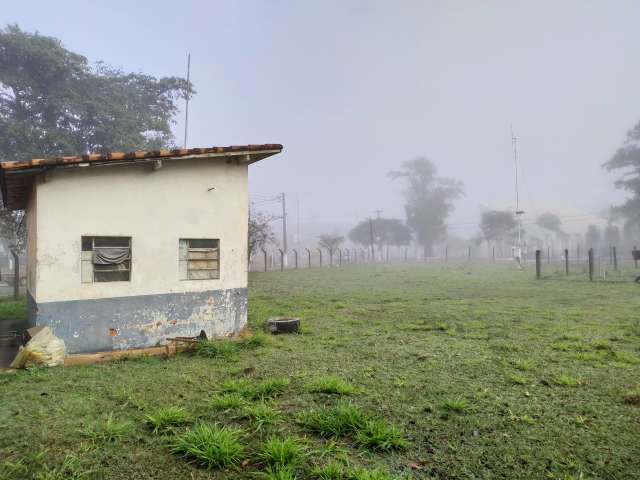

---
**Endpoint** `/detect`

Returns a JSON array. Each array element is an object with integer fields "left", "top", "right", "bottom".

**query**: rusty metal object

[{"left": 165, "top": 330, "right": 208, "bottom": 356}]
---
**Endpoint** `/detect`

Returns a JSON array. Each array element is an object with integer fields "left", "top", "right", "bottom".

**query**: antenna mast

[
  {"left": 183, "top": 53, "right": 191, "bottom": 149},
  {"left": 511, "top": 127, "right": 524, "bottom": 267}
]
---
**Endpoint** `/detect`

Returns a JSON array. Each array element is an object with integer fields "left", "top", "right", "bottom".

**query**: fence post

[
  {"left": 535, "top": 250, "right": 541, "bottom": 279},
  {"left": 261, "top": 248, "right": 268, "bottom": 272},
  {"left": 293, "top": 249, "right": 298, "bottom": 269},
  {"left": 613, "top": 246, "right": 617, "bottom": 271},
  {"left": 492, "top": 246, "right": 495, "bottom": 263},
  {"left": 338, "top": 249, "right": 342, "bottom": 266},
  {"left": 564, "top": 248, "right": 569, "bottom": 275},
  {"left": 588, "top": 248, "right": 594, "bottom": 281},
  {"left": 404, "top": 248, "right": 408, "bottom": 263},
  {"left": 305, "top": 248, "right": 311, "bottom": 268},
  {"left": 279, "top": 249, "right": 284, "bottom": 272},
  {"left": 634, "top": 245, "right": 638, "bottom": 268},
  {"left": 547, "top": 246, "right": 550, "bottom": 264},
  {"left": 318, "top": 248, "right": 323, "bottom": 267},
  {"left": 468, "top": 246, "right": 471, "bottom": 263},
  {"left": 445, "top": 245, "right": 448, "bottom": 262},
  {"left": 386, "top": 247, "right": 389, "bottom": 263}
]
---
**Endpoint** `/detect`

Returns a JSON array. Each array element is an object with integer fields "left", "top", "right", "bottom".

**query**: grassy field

[{"left": 1, "top": 264, "right": 639, "bottom": 479}]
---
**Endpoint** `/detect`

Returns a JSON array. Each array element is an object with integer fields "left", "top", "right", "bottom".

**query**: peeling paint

[{"left": 27, "top": 288, "right": 248, "bottom": 353}]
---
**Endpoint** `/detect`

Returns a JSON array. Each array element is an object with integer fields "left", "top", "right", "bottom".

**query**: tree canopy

[
  {"left": 585, "top": 224, "right": 601, "bottom": 249},
  {"left": 479, "top": 210, "right": 517, "bottom": 244},
  {"left": 389, "top": 158, "right": 463, "bottom": 257},
  {"left": 604, "top": 119, "right": 640, "bottom": 228},
  {"left": 318, "top": 234, "right": 345, "bottom": 254},
  {"left": 0, "top": 24, "right": 192, "bottom": 252},
  {"left": 536, "top": 212, "right": 563, "bottom": 235},
  {"left": 348, "top": 218, "right": 412, "bottom": 250},
  {"left": 0, "top": 24, "right": 192, "bottom": 161}
]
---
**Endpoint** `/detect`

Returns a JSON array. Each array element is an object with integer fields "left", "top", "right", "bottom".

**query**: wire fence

[{"left": 249, "top": 244, "right": 640, "bottom": 283}]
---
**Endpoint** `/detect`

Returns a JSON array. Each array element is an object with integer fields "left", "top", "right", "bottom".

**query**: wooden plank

[
  {"left": 64, "top": 346, "right": 167, "bottom": 366},
  {"left": 188, "top": 260, "right": 218, "bottom": 270}
]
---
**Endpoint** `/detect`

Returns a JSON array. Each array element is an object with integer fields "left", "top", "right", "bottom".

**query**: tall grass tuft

[
  {"left": 297, "top": 403, "right": 367, "bottom": 437},
  {"left": 249, "top": 378, "right": 290, "bottom": 400},
  {"left": 144, "top": 406, "right": 191, "bottom": 434},
  {"left": 238, "top": 332, "right": 270, "bottom": 349},
  {"left": 194, "top": 340, "right": 238, "bottom": 360},
  {"left": 239, "top": 402, "right": 283, "bottom": 431},
  {"left": 306, "top": 377, "right": 356, "bottom": 395},
  {"left": 257, "top": 466, "right": 298, "bottom": 480},
  {"left": 441, "top": 397, "right": 471, "bottom": 414},
  {"left": 259, "top": 436, "right": 306, "bottom": 469},
  {"left": 83, "top": 413, "right": 134, "bottom": 442},
  {"left": 354, "top": 419, "right": 408, "bottom": 451},
  {"left": 171, "top": 423, "right": 244, "bottom": 469},
  {"left": 211, "top": 392, "right": 247, "bottom": 411}
]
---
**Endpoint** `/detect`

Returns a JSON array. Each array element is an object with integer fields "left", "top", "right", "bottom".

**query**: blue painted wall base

[{"left": 26, "top": 288, "right": 248, "bottom": 353}]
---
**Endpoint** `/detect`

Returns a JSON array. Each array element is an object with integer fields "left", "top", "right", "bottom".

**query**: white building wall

[{"left": 33, "top": 158, "right": 248, "bottom": 303}]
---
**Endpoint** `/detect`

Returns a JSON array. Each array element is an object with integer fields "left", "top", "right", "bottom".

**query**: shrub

[
  {"left": 171, "top": 423, "right": 244, "bottom": 469},
  {"left": 297, "top": 403, "right": 367, "bottom": 437},
  {"left": 144, "top": 406, "right": 191, "bottom": 434},
  {"left": 354, "top": 419, "right": 408, "bottom": 451},
  {"left": 306, "top": 377, "right": 356, "bottom": 395},
  {"left": 259, "top": 436, "right": 306, "bottom": 469}
]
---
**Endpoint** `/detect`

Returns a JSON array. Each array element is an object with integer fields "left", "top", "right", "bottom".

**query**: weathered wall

[
  {"left": 28, "top": 158, "right": 249, "bottom": 351},
  {"left": 25, "top": 185, "right": 37, "bottom": 298},
  {"left": 33, "top": 159, "right": 248, "bottom": 302},
  {"left": 29, "top": 287, "right": 247, "bottom": 353}
]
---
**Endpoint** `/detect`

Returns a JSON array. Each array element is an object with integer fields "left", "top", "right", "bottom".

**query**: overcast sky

[{"left": 4, "top": 1, "right": 639, "bottom": 240}]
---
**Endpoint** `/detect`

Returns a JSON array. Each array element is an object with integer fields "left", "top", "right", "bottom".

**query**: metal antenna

[
  {"left": 183, "top": 53, "right": 191, "bottom": 149},
  {"left": 511, "top": 126, "right": 524, "bottom": 268}
]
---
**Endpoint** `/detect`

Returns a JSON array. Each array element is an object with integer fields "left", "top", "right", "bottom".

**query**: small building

[{"left": 0, "top": 145, "right": 283, "bottom": 353}]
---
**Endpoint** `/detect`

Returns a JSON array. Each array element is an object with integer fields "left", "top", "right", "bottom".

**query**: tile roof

[{"left": 0, "top": 144, "right": 283, "bottom": 210}]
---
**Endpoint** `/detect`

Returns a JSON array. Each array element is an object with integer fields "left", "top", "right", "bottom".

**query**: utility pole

[
  {"left": 281, "top": 193, "right": 288, "bottom": 266},
  {"left": 368, "top": 217, "right": 375, "bottom": 262},
  {"left": 296, "top": 194, "right": 300, "bottom": 245}
]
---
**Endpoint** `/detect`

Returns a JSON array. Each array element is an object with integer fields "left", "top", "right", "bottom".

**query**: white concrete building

[{"left": 0, "top": 145, "right": 282, "bottom": 353}]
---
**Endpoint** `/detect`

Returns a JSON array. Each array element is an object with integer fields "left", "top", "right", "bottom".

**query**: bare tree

[
  {"left": 318, "top": 234, "right": 345, "bottom": 256},
  {"left": 248, "top": 209, "right": 276, "bottom": 263}
]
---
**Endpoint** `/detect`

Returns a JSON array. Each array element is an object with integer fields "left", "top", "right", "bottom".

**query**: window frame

[
  {"left": 179, "top": 238, "right": 220, "bottom": 281},
  {"left": 81, "top": 236, "right": 132, "bottom": 283}
]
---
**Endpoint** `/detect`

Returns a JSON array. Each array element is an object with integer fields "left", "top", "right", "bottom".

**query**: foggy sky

[{"left": 4, "top": 1, "right": 639, "bottom": 240}]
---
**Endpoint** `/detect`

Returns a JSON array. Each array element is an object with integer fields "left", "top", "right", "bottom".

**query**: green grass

[
  {"left": 144, "top": 406, "right": 191, "bottom": 434},
  {"left": 171, "top": 423, "right": 244, "bottom": 469},
  {"left": 258, "top": 436, "right": 306, "bottom": 469},
  {"left": 2, "top": 263, "right": 640, "bottom": 478},
  {"left": 354, "top": 419, "right": 408, "bottom": 451},
  {"left": 306, "top": 376, "right": 356, "bottom": 395},
  {"left": 297, "top": 403, "right": 367, "bottom": 438},
  {"left": 239, "top": 402, "right": 283, "bottom": 431}
]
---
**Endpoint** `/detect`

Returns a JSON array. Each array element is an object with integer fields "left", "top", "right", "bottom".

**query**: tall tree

[
  {"left": 389, "top": 158, "right": 463, "bottom": 257},
  {"left": 604, "top": 223, "right": 621, "bottom": 247},
  {"left": 318, "top": 234, "right": 345, "bottom": 255},
  {"left": 348, "top": 218, "right": 412, "bottom": 251},
  {"left": 536, "top": 212, "right": 563, "bottom": 234},
  {"left": 604, "top": 119, "right": 640, "bottom": 228},
  {"left": 0, "top": 24, "right": 192, "bottom": 253},
  {"left": 479, "top": 210, "right": 517, "bottom": 244}
]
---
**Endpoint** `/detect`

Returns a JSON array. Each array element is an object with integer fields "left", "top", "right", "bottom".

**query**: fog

[{"left": 5, "top": 0, "right": 639, "bottom": 241}]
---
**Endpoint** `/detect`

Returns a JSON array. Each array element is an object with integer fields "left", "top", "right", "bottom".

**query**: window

[
  {"left": 179, "top": 239, "right": 220, "bottom": 280},
  {"left": 81, "top": 236, "right": 131, "bottom": 283}
]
